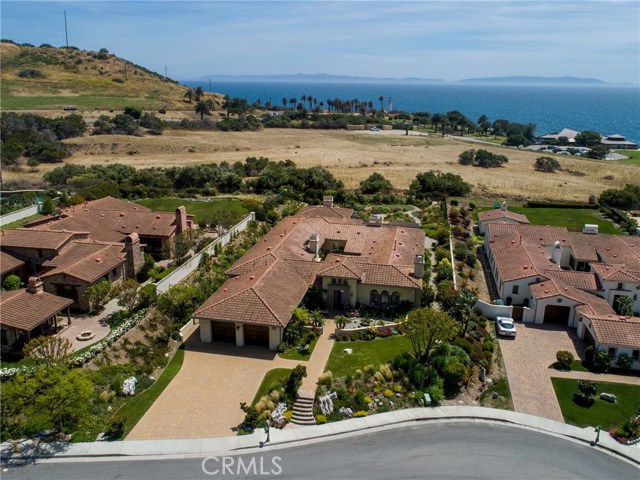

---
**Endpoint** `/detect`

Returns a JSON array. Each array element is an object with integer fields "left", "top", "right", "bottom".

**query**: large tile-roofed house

[
  {"left": 0, "top": 278, "right": 73, "bottom": 354},
  {"left": 600, "top": 134, "right": 638, "bottom": 150},
  {"left": 0, "top": 251, "right": 26, "bottom": 284},
  {"left": 24, "top": 196, "right": 193, "bottom": 258},
  {"left": 484, "top": 219, "right": 640, "bottom": 369},
  {"left": 539, "top": 128, "right": 581, "bottom": 143},
  {"left": 194, "top": 198, "right": 425, "bottom": 350}
]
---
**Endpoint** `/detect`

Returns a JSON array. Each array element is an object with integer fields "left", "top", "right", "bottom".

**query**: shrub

[
  {"left": 315, "top": 414, "right": 327, "bottom": 424},
  {"left": 2, "top": 274, "right": 21, "bottom": 291},
  {"left": 379, "top": 364, "right": 394, "bottom": 381},
  {"left": 105, "top": 415, "right": 127, "bottom": 438},
  {"left": 318, "top": 371, "right": 333, "bottom": 386},
  {"left": 353, "top": 411, "right": 368, "bottom": 418},
  {"left": 283, "top": 410, "right": 292, "bottom": 422},
  {"left": 555, "top": 350, "right": 574, "bottom": 370},
  {"left": 616, "top": 353, "right": 633, "bottom": 370},
  {"left": 383, "top": 389, "right": 394, "bottom": 398},
  {"left": 426, "top": 385, "right": 444, "bottom": 405},
  {"left": 483, "top": 341, "right": 495, "bottom": 353},
  {"left": 593, "top": 350, "right": 611, "bottom": 371},
  {"left": 363, "top": 364, "right": 375, "bottom": 379}
]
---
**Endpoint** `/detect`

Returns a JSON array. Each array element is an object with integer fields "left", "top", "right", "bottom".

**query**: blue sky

[{"left": 2, "top": 1, "right": 639, "bottom": 84}]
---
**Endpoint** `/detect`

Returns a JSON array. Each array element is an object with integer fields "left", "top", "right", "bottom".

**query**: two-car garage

[{"left": 199, "top": 319, "right": 276, "bottom": 349}]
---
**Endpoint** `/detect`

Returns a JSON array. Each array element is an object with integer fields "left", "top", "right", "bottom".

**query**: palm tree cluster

[{"left": 277, "top": 95, "right": 386, "bottom": 114}]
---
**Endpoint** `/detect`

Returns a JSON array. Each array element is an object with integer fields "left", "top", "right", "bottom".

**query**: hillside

[{"left": 0, "top": 41, "right": 223, "bottom": 111}]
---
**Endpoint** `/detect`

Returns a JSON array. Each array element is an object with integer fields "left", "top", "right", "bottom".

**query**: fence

[
  {"left": 156, "top": 212, "right": 255, "bottom": 294},
  {"left": 0, "top": 203, "right": 41, "bottom": 227},
  {"left": 473, "top": 300, "right": 513, "bottom": 319}
]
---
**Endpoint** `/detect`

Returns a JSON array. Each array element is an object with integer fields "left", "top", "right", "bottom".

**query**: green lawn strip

[
  {"left": 252, "top": 368, "right": 292, "bottom": 406},
  {"left": 278, "top": 337, "right": 318, "bottom": 361},
  {"left": 325, "top": 335, "right": 412, "bottom": 378},
  {"left": 119, "top": 346, "right": 185, "bottom": 438},
  {"left": 135, "top": 198, "right": 248, "bottom": 223},
  {"left": 152, "top": 265, "right": 177, "bottom": 281},
  {"left": 550, "top": 378, "right": 640, "bottom": 429},
  {"left": 613, "top": 150, "right": 640, "bottom": 164},
  {"left": 474, "top": 206, "right": 621, "bottom": 234},
  {"left": 0, "top": 213, "right": 45, "bottom": 231},
  {"left": 548, "top": 360, "right": 589, "bottom": 372}
]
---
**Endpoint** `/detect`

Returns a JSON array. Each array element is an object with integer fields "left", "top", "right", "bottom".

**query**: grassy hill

[{"left": 0, "top": 41, "right": 222, "bottom": 111}]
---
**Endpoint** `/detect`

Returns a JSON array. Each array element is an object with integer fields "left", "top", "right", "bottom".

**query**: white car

[
  {"left": 496, "top": 316, "right": 517, "bottom": 337},
  {"left": 370, "top": 127, "right": 380, "bottom": 132}
]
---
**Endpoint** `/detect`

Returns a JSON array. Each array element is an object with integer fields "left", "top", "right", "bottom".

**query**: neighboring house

[
  {"left": 0, "top": 277, "right": 73, "bottom": 354},
  {"left": 538, "top": 128, "right": 581, "bottom": 143},
  {"left": 194, "top": 197, "right": 425, "bottom": 350},
  {"left": 39, "top": 234, "right": 144, "bottom": 311},
  {"left": 485, "top": 222, "right": 640, "bottom": 369},
  {"left": 477, "top": 204, "right": 530, "bottom": 235},
  {"left": 600, "top": 134, "right": 638, "bottom": 150},
  {"left": 24, "top": 196, "right": 193, "bottom": 259}
]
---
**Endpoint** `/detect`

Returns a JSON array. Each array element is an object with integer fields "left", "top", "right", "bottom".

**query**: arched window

[
  {"left": 391, "top": 292, "right": 400, "bottom": 306},
  {"left": 380, "top": 290, "right": 389, "bottom": 306},
  {"left": 370, "top": 290, "right": 379, "bottom": 305}
]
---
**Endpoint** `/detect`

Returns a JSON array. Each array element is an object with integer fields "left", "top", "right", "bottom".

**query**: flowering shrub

[
  {"left": 383, "top": 389, "right": 394, "bottom": 398},
  {"left": 353, "top": 411, "right": 368, "bottom": 418},
  {"left": 0, "top": 309, "right": 146, "bottom": 380}
]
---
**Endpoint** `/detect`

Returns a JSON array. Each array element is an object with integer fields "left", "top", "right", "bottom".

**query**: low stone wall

[{"left": 336, "top": 322, "right": 401, "bottom": 337}]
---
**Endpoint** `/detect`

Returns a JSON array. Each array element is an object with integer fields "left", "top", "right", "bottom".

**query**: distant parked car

[
  {"left": 370, "top": 127, "right": 380, "bottom": 132},
  {"left": 63, "top": 106, "right": 78, "bottom": 111},
  {"left": 496, "top": 316, "right": 517, "bottom": 337}
]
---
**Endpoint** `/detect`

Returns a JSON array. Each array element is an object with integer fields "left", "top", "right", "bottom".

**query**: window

[
  {"left": 608, "top": 347, "right": 617, "bottom": 358},
  {"left": 632, "top": 350, "right": 639, "bottom": 361},
  {"left": 380, "top": 290, "right": 389, "bottom": 306},
  {"left": 512, "top": 285, "right": 519, "bottom": 294},
  {"left": 391, "top": 292, "right": 400, "bottom": 306},
  {"left": 617, "top": 283, "right": 623, "bottom": 290},
  {"left": 112, "top": 268, "right": 118, "bottom": 277},
  {"left": 370, "top": 290, "right": 379, "bottom": 305}
]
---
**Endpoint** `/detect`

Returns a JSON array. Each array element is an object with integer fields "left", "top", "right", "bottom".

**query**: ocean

[{"left": 183, "top": 80, "right": 640, "bottom": 144}]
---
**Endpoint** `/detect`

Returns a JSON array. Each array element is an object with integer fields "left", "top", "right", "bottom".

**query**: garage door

[
  {"left": 244, "top": 324, "right": 270, "bottom": 347},
  {"left": 210, "top": 321, "right": 236, "bottom": 343},
  {"left": 543, "top": 305, "right": 571, "bottom": 325}
]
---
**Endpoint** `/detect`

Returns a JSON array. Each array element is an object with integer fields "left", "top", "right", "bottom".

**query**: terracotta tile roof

[
  {"left": 478, "top": 209, "right": 529, "bottom": 224},
  {"left": 0, "top": 288, "right": 73, "bottom": 331},
  {"left": 590, "top": 263, "right": 640, "bottom": 283},
  {"left": 195, "top": 258, "right": 310, "bottom": 327},
  {"left": 589, "top": 316, "right": 640, "bottom": 349},
  {"left": 543, "top": 270, "right": 601, "bottom": 291},
  {"left": 530, "top": 279, "right": 614, "bottom": 315},
  {"left": 0, "top": 228, "right": 81, "bottom": 251},
  {"left": 0, "top": 251, "right": 25, "bottom": 275},
  {"left": 41, "top": 241, "right": 126, "bottom": 283},
  {"left": 196, "top": 205, "right": 425, "bottom": 328}
]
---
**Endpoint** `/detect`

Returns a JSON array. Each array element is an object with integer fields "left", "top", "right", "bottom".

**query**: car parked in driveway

[{"left": 496, "top": 316, "right": 517, "bottom": 337}]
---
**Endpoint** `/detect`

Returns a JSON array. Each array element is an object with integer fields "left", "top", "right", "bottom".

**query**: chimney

[
  {"left": 26, "top": 277, "right": 44, "bottom": 294},
  {"left": 551, "top": 240, "right": 562, "bottom": 265},
  {"left": 175, "top": 206, "right": 187, "bottom": 234},
  {"left": 124, "top": 233, "right": 144, "bottom": 276},
  {"left": 309, "top": 233, "right": 321, "bottom": 260},
  {"left": 322, "top": 195, "right": 334, "bottom": 208},
  {"left": 413, "top": 254, "right": 425, "bottom": 279}
]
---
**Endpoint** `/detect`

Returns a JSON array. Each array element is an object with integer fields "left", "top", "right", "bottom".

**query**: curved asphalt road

[{"left": 3, "top": 423, "right": 638, "bottom": 480}]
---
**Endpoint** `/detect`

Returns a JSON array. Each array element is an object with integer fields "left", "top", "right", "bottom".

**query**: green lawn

[
  {"left": 551, "top": 378, "right": 640, "bottom": 429},
  {"left": 0, "top": 95, "right": 160, "bottom": 110},
  {"left": 135, "top": 198, "right": 248, "bottom": 223},
  {"left": 613, "top": 150, "right": 640, "bottom": 165},
  {"left": 475, "top": 206, "right": 622, "bottom": 234},
  {"left": 548, "top": 359, "right": 590, "bottom": 372},
  {"left": 278, "top": 337, "right": 319, "bottom": 361},
  {"left": 252, "top": 368, "right": 292, "bottom": 406},
  {"left": 325, "top": 335, "right": 412, "bottom": 378},
  {"left": 119, "top": 346, "right": 185, "bottom": 438}
]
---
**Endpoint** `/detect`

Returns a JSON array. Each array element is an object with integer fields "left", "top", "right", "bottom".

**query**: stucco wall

[
  {"left": 355, "top": 283, "right": 419, "bottom": 306},
  {"left": 269, "top": 327, "right": 282, "bottom": 351},
  {"left": 200, "top": 319, "right": 212, "bottom": 343},
  {"left": 532, "top": 295, "right": 581, "bottom": 326},
  {"left": 500, "top": 277, "right": 538, "bottom": 305}
]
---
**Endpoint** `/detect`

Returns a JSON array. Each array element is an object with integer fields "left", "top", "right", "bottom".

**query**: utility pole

[
  {"left": 64, "top": 10, "right": 69, "bottom": 47},
  {"left": 124, "top": 62, "right": 128, "bottom": 81},
  {"left": 164, "top": 66, "right": 168, "bottom": 78},
  {"left": 208, "top": 79, "right": 212, "bottom": 92}
]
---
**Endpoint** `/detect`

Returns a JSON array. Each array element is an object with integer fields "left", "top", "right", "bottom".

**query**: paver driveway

[
  {"left": 498, "top": 323, "right": 585, "bottom": 423},
  {"left": 127, "top": 329, "right": 301, "bottom": 440}
]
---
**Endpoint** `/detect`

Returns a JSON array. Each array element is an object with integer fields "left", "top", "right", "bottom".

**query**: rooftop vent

[{"left": 119, "top": 212, "right": 126, "bottom": 217}]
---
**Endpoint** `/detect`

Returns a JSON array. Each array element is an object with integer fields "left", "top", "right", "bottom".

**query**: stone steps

[{"left": 291, "top": 396, "right": 316, "bottom": 425}]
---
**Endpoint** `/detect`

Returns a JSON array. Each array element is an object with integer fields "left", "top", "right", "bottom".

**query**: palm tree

[
  {"left": 194, "top": 87, "right": 205, "bottom": 102},
  {"left": 312, "top": 97, "right": 317, "bottom": 109},
  {"left": 301, "top": 95, "right": 307, "bottom": 109},
  {"left": 431, "top": 113, "right": 443, "bottom": 133},
  {"left": 319, "top": 101, "right": 324, "bottom": 111},
  {"left": 184, "top": 88, "right": 195, "bottom": 103},
  {"left": 289, "top": 98, "right": 297, "bottom": 109},
  {"left": 379, "top": 96, "right": 384, "bottom": 112},
  {"left": 195, "top": 99, "right": 214, "bottom": 121},
  {"left": 282, "top": 97, "right": 288, "bottom": 110}
]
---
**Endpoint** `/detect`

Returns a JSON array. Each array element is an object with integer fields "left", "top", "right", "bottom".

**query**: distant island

[{"left": 197, "top": 73, "right": 621, "bottom": 86}]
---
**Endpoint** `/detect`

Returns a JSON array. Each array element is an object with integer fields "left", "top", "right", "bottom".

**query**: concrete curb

[{"left": 2, "top": 407, "right": 638, "bottom": 465}]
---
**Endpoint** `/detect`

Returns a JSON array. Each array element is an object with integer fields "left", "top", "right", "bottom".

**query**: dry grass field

[{"left": 6, "top": 128, "right": 638, "bottom": 202}]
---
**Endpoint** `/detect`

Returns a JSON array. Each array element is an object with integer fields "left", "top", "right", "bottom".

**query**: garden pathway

[{"left": 298, "top": 319, "right": 336, "bottom": 398}]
